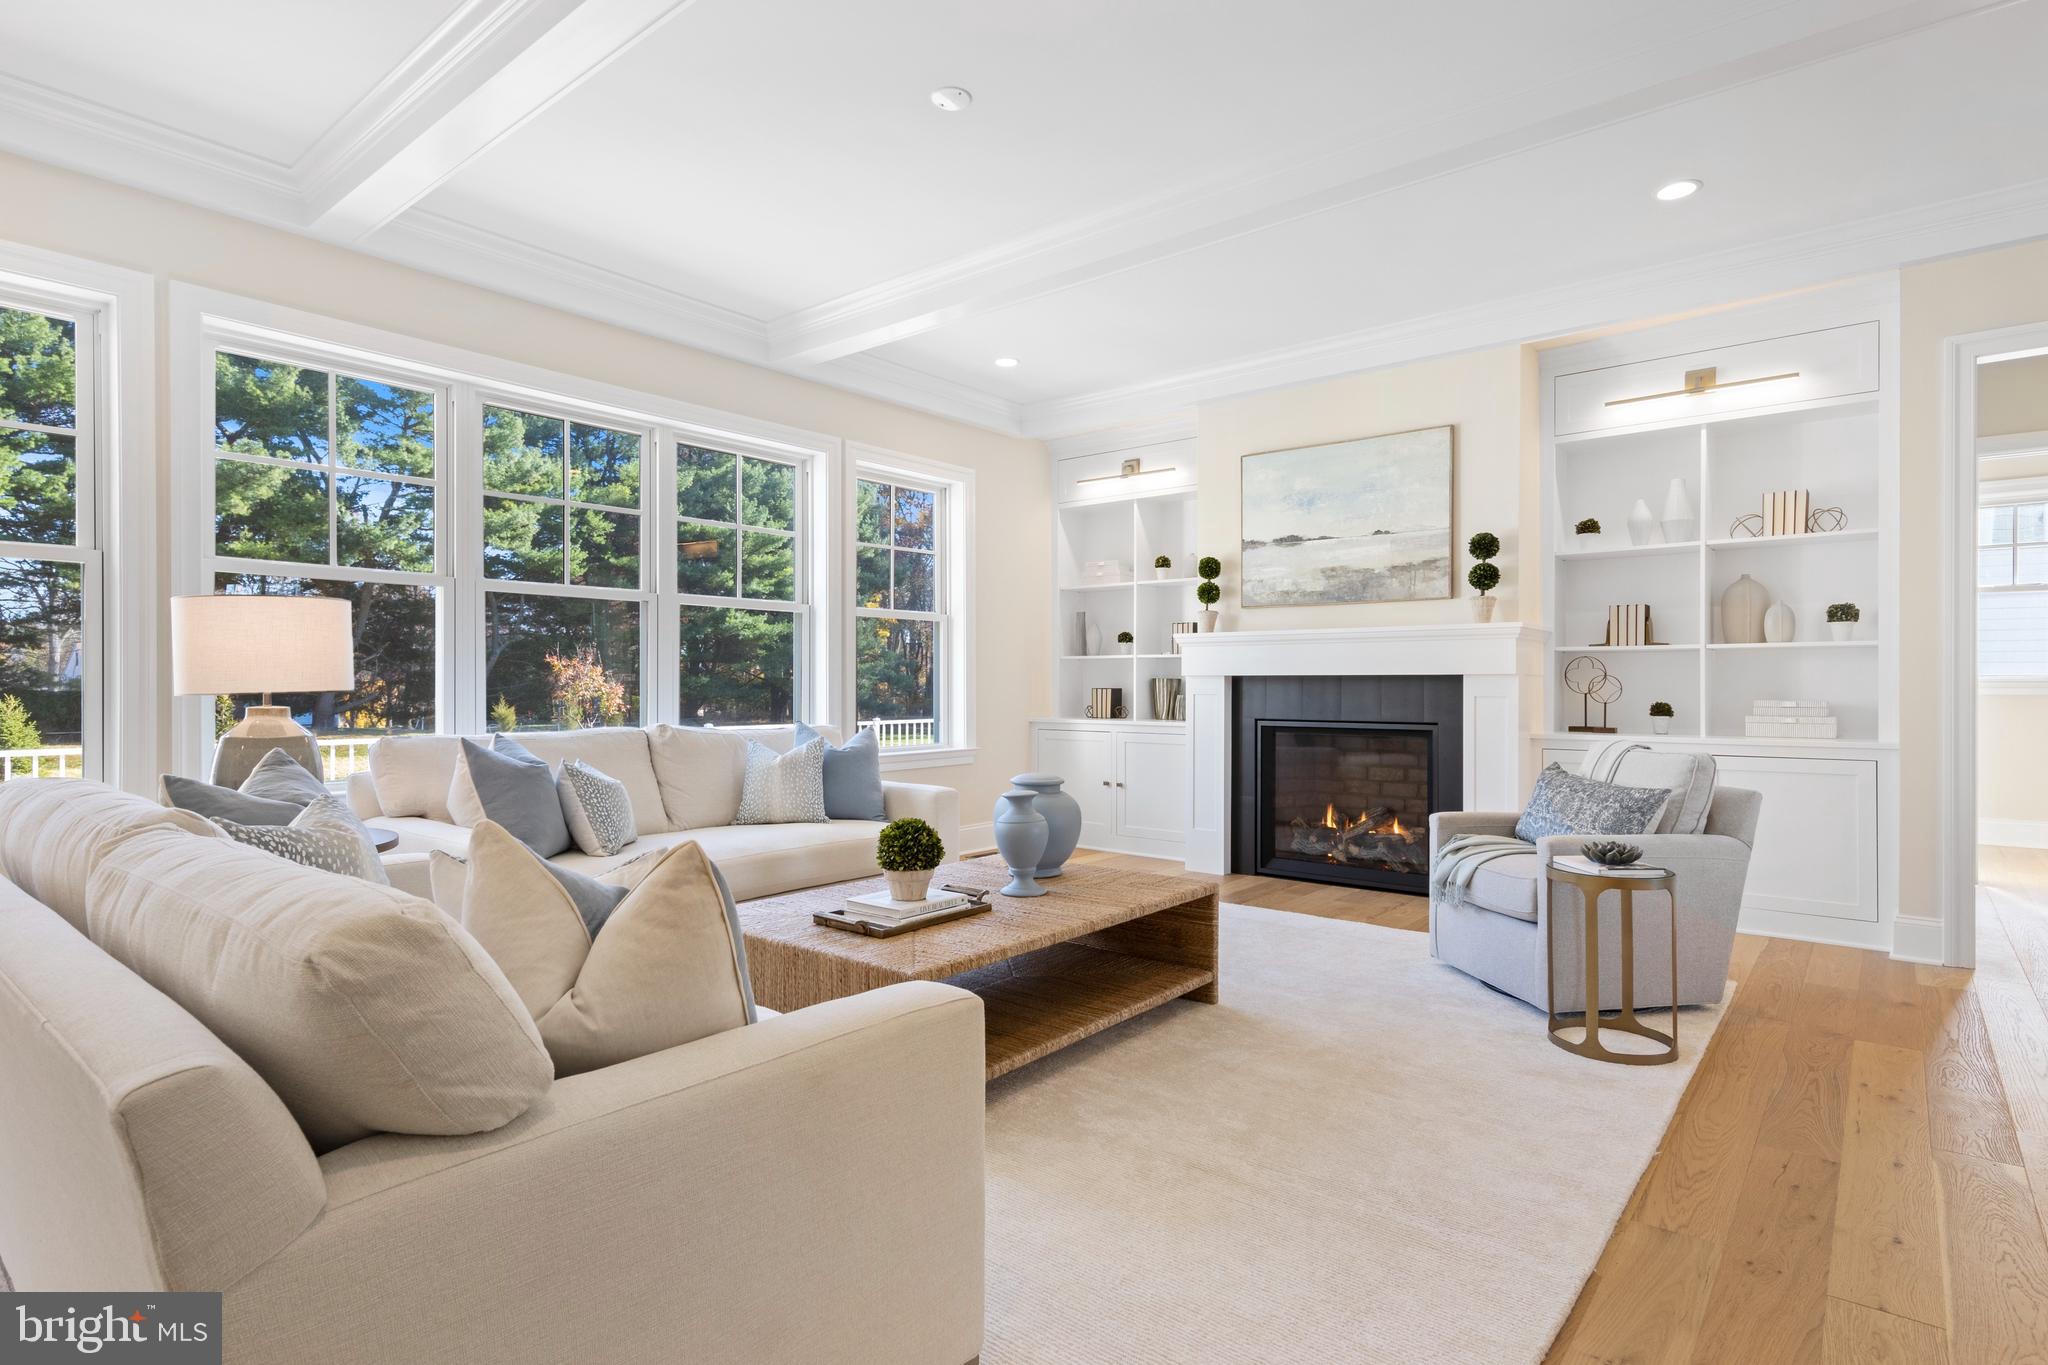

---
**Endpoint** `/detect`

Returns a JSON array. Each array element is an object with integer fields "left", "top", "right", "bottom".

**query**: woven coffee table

[{"left": 738, "top": 859, "right": 1219, "bottom": 1080}]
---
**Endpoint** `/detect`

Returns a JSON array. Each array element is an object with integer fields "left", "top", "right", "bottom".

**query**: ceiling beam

[
  {"left": 302, "top": 0, "right": 698, "bottom": 240},
  {"left": 765, "top": 0, "right": 2009, "bottom": 368}
]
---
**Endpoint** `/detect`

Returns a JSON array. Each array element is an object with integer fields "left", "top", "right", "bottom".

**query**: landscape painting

[{"left": 1240, "top": 426, "right": 1453, "bottom": 607}]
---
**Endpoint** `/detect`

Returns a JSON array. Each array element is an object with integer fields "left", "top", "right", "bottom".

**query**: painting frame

[{"left": 1228, "top": 419, "right": 1458, "bottom": 605}]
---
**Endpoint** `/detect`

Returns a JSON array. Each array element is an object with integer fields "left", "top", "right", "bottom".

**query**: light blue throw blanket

[{"left": 1431, "top": 833, "right": 1536, "bottom": 901}]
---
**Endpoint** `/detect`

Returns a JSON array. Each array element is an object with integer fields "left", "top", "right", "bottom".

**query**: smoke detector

[{"left": 930, "top": 87, "right": 973, "bottom": 112}]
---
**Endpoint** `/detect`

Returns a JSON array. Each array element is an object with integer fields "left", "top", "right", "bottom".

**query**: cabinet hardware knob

[{"left": 1101, "top": 780, "right": 1111, "bottom": 787}]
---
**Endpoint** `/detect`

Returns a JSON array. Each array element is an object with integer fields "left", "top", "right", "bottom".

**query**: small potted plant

[
  {"left": 876, "top": 816, "right": 946, "bottom": 902},
  {"left": 1116, "top": 629, "right": 1135, "bottom": 654},
  {"left": 1575, "top": 517, "right": 1601, "bottom": 539},
  {"left": 1153, "top": 554, "right": 1173, "bottom": 580},
  {"left": 1827, "top": 602, "right": 1859, "bottom": 641},
  {"left": 1195, "top": 556, "right": 1222, "bottom": 631},
  {"left": 1467, "top": 531, "right": 1501, "bottom": 622},
  {"left": 1648, "top": 700, "right": 1674, "bottom": 736}
]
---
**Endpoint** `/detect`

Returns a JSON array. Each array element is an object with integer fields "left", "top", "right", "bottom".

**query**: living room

[{"left": 2, "top": 3, "right": 2047, "bottom": 1362}]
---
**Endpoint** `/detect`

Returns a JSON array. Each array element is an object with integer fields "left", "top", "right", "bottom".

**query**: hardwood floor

[{"left": 1069, "top": 845, "right": 2048, "bottom": 1364}]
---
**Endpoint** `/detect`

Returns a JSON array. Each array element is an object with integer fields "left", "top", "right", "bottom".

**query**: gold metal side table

[{"left": 1543, "top": 860, "right": 1679, "bottom": 1066}]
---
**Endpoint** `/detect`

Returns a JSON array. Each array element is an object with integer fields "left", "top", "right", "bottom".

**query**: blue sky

[{"left": 1242, "top": 427, "right": 1451, "bottom": 543}]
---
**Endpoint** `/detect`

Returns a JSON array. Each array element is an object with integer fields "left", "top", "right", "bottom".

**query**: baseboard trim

[
  {"left": 1980, "top": 817, "right": 2048, "bottom": 849},
  {"left": 1890, "top": 914, "right": 1946, "bottom": 965},
  {"left": 956, "top": 821, "right": 995, "bottom": 857}
]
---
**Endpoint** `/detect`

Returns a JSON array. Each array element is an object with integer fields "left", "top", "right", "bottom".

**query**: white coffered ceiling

[{"left": 4, "top": 0, "right": 2046, "bottom": 437}]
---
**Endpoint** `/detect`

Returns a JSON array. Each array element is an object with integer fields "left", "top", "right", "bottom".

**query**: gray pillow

[
  {"left": 1514, "top": 763, "right": 1671, "bottom": 844},
  {"left": 239, "top": 747, "right": 332, "bottom": 805},
  {"left": 1580, "top": 742, "right": 1717, "bottom": 836},
  {"left": 460, "top": 736, "right": 571, "bottom": 857},
  {"left": 162, "top": 762, "right": 313, "bottom": 827},
  {"left": 546, "top": 858, "right": 630, "bottom": 938},
  {"left": 795, "top": 722, "right": 886, "bottom": 821},
  {"left": 214, "top": 795, "right": 391, "bottom": 884}
]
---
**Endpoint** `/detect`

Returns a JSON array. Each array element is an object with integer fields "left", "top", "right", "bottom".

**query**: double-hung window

[
  {"left": 675, "top": 443, "right": 804, "bottom": 725},
  {"left": 1980, "top": 494, "right": 2048, "bottom": 685},
  {"left": 209, "top": 350, "right": 444, "bottom": 774},
  {"left": 480, "top": 404, "right": 645, "bottom": 730},
  {"left": 0, "top": 301, "right": 92, "bottom": 777},
  {"left": 853, "top": 474, "right": 944, "bottom": 749}
]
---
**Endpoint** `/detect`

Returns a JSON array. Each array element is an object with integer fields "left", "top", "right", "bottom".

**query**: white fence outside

[
  {"left": 0, "top": 747, "right": 83, "bottom": 780},
  {"left": 857, "top": 717, "right": 936, "bottom": 748}
]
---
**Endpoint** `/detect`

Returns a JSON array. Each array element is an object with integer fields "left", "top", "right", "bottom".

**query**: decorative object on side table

[
  {"left": 1720, "top": 573, "right": 1769, "bottom": 644},
  {"left": 1763, "top": 600, "right": 1795, "bottom": 644},
  {"left": 171, "top": 593, "right": 355, "bottom": 786},
  {"left": 1827, "top": 602, "right": 1860, "bottom": 641},
  {"left": 1563, "top": 655, "right": 1622, "bottom": 733},
  {"left": 1648, "top": 701, "right": 1674, "bottom": 736},
  {"left": 1467, "top": 530, "right": 1501, "bottom": 622},
  {"left": 1086, "top": 686, "right": 1126, "bottom": 719},
  {"left": 1239, "top": 425, "right": 1452, "bottom": 606},
  {"left": 992, "top": 787, "right": 1050, "bottom": 897},
  {"left": 1153, "top": 555, "right": 1172, "bottom": 580},
  {"left": 1116, "top": 630, "right": 1134, "bottom": 654},
  {"left": 1011, "top": 773, "right": 1081, "bottom": 878},
  {"left": 876, "top": 816, "right": 946, "bottom": 902},
  {"left": 1626, "top": 498, "right": 1657, "bottom": 546},
  {"left": 1195, "top": 556, "right": 1222, "bottom": 630},
  {"left": 1580, "top": 840, "right": 1645, "bottom": 867},
  {"left": 1660, "top": 477, "right": 1697, "bottom": 544}
]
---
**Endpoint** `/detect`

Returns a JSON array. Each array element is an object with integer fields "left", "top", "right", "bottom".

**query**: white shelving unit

[{"left": 1053, "top": 488, "right": 1201, "bottom": 723}]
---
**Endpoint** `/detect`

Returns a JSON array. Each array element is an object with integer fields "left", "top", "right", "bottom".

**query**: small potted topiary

[
  {"left": 1467, "top": 531, "right": 1501, "bottom": 621},
  {"left": 876, "top": 816, "right": 946, "bottom": 901},
  {"left": 1649, "top": 700, "right": 1674, "bottom": 736},
  {"left": 1195, "top": 556, "right": 1222, "bottom": 631},
  {"left": 1827, "top": 602, "right": 1860, "bottom": 642},
  {"left": 1116, "top": 629, "right": 1135, "bottom": 654},
  {"left": 1153, "top": 554, "right": 1172, "bottom": 580},
  {"left": 1574, "top": 517, "right": 1601, "bottom": 538}
]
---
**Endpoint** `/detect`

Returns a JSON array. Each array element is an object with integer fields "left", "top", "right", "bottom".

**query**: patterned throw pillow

[
  {"left": 734, "top": 737, "right": 828, "bottom": 825},
  {"left": 1514, "top": 763, "right": 1671, "bottom": 844},
  {"left": 558, "top": 758, "right": 636, "bottom": 857},
  {"left": 214, "top": 794, "right": 391, "bottom": 884}
]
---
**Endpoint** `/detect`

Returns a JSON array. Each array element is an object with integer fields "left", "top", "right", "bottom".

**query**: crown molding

[
  {"left": 1043, "top": 416, "right": 1196, "bottom": 460},
  {"left": 1019, "top": 174, "right": 2048, "bottom": 438},
  {"left": 810, "top": 354, "right": 1025, "bottom": 436}
]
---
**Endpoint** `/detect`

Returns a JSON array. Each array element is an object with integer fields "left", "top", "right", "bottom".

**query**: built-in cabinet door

[
  {"left": 1115, "top": 731, "right": 1189, "bottom": 843},
  {"left": 1714, "top": 755, "right": 1878, "bottom": 923},
  {"left": 1034, "top": 728, "right": 1118, "bottom": 843}
]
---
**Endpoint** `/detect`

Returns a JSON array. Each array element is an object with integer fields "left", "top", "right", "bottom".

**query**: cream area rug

[{"left": 981, "top": 902, "right": 1726, "bottom": 1364}]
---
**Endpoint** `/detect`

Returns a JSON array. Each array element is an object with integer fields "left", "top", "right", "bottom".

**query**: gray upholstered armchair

[{"left": 1427, "top": 779, "right": 1761, "bottom": 1014}]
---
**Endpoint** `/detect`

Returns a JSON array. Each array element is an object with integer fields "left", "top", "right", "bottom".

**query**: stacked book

[
  {"left": 1604, "top": 603, "right": 1656, "bottom": 646},
  {"left": 840, "top": 887, "right": 977, "bottom": 926},
  {"left": 1744, "top": 698, "right": 1837, "bottom": 739},
  {"left": 1763, "top": 489, "right": 1810, "bottom": 537},
  {"left": 1551, "top": 854, "right": 1672, "bottom": 879}
]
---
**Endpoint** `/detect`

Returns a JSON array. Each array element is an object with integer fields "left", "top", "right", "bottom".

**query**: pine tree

[{"left": 0, "top": 693, "right": 43, "bottom": 750}]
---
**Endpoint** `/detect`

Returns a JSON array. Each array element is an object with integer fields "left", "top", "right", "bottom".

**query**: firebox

[{"left": 1231, "top": 676, "right": 1462, "bottom": 895}]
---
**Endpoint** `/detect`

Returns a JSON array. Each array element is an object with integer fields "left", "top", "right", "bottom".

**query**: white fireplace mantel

[{"left": 1174, "top": 622, "right": 1549, "bottom": 876}]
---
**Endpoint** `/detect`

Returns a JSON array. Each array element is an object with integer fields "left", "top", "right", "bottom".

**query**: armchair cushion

[
  {"left": 1458, "top": 852, "right": 1543, "bottom": 923},
  {"left": 1580, "top": 741, "right": 1717, "bottom": 835}
]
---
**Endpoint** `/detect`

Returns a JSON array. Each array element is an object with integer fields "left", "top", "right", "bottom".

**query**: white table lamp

[{"left": 172, "top": 594, "right": 354, "bottom": 786}]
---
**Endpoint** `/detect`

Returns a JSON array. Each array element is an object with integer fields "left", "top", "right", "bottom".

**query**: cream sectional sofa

[
  {"left": 0, "top": 779, "right": 986, "bottom": 1364},
  {"left": 350, "top": 723, "right": 960, "bottom": 901}
]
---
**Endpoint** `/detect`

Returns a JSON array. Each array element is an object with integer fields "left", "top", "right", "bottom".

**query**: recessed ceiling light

[
  {"left": 930, "top": 87, "right": 973, "bottom": 112},
  {"left": 1656, "top": 179, "right": 1702, "bottom": 202},
  {"left": 993, "top": 356, "right": 1019, "bottom": 368}
]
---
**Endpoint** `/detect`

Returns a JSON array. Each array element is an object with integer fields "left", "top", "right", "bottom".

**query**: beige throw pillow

[{"left": 435, "top": 820, "right": 756, "bottom": 1076}]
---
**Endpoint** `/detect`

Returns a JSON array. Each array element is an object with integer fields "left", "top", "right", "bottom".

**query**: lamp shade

[{"left": 171, "top": 594, "right": 355, "bottom": 696}]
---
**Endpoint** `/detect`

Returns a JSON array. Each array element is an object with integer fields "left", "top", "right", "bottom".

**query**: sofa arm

[
  {"left": 883, "top": 780, "right": 960, "bottom": 852},
  {"left": 224, "top": 982, "right": 985, "bottom": 1365},
  {"left": 381, "top": 852, "right": 433, "bottom": 902},
  {"left": 344, "top": 770, "right": 383, "bottom": 819}
]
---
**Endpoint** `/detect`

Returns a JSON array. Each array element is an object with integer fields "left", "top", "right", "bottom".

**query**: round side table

[
  {"left": 1543, "top": 860, "right": 1680, "bottom": 1066},
  {"left": 368, "top": 826, "right": 401, "bottom": 854}
]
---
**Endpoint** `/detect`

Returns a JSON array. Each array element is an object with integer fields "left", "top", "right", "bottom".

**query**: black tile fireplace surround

[{"left": 1232, "top": 675, "right": 1463, "bottom": 895}]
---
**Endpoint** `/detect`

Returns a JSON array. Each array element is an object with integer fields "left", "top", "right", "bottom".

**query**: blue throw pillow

[
  {"left": 1514, "top": 763, "right": 1671, "bottom": 844},
  {"left": 795, "top": 723, "right": 887, "bottom": 821},
  {"left": 460, "top": 736, "right": 572, "bottom": 857}
]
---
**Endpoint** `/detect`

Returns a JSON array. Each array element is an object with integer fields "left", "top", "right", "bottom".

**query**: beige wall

[
  {"left": 1977, "top": 407, "right": 2048, "bottom": 834},
  {"left": 1901, "top": 237, "right": 2048, "bottom": 912},
  {"left": 1978, "top": 353, "right": 2048, "bottom": 438},
  {"left": 0, "top": 151, "right": 1049, "bottom": 830},
  {"left": 1191, "top": 346, "right": 1539, "bottom": 630}
]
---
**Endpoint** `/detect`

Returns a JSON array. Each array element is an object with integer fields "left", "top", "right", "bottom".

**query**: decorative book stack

[
  {"left": 1604, "top": 603, "right": 1657, "bottom": 646},
  {"left": 1763, "top": 489, "right": 1810, "bottom": 537},
  {"left": 1744, "top": 698, "right": 1837, "bottom": 739}
]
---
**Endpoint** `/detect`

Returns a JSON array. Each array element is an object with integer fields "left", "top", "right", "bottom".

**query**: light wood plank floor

[{"left": 1069, "top": 845, "right": 2048, "bottom": 1364}]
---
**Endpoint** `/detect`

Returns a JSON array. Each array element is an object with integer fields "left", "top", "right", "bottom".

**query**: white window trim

[
  {"left": 844, "top": 443, "right": 976, "bottom": 770},
  {"left": 169, "top": 284, "right": 840, "bottom": 775},
  {"left": 0, "top": 240, "right": 155, "bottom": 793}
]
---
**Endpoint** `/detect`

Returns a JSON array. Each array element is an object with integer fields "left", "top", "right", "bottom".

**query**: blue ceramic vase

[
  {"left": 1011, "top": 772, "right": 1080, "bottom": 878},
  {"left": 992, "top": 787, "right": 1049, "bottom": 897}
]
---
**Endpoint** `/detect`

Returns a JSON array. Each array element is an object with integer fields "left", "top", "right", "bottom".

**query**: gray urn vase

[
  {"left": 1012, "top": 772, "right": 1081, "bottom": 878},
  {"left": 992, "top": 787, "right": 1050, "bottom": 897}
]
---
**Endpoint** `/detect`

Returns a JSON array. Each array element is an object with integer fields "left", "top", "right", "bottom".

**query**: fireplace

[{"left": 1232, "top": 676, "right": 1461, "bottom": 894}]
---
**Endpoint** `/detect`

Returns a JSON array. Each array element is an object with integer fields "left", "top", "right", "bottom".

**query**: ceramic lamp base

[{"left": 211, "top": 706, "right": 321, "bottom": 788}]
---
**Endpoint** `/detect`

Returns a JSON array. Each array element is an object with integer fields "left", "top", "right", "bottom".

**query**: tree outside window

[
  {"left": 854, "top": 476, "right": 941, "bottom": 747},
  {"left": 676, "top": 444, "right": 802, "bottom": 725}
]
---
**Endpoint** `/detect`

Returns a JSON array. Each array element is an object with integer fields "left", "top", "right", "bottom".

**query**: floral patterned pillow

[{"left": 1514, "top": 763, "right": 1670, "bottom": 844}]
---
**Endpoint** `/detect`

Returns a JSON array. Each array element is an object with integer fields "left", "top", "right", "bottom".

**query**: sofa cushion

[
  {"left": 85, "top": 823, "right": 553, "bottom": 1152},
  {"left": 558, "top": 758, "right": 637, "bottom": 857},
  {"left": 215, "top": 794, "right": 392, "bottom": 885},
  {"left": 798, "top": 723, "right": 886, "bottom": 821},
  {"left": 648, "top": 724, "right": 750, "bottom": 829},
  {"left": 1580, "top": 742, "right": 1717, "bottom": 836},
  {"left": 681, "top": 821, "right": 885, "bottom": 901},
  {"left": 367, "top": 734, "right": 490, "bottom": 821},
  {"left": 502, "top": 728, "right": 672, "bottom": 835},
  {"left": 458, "top": 737, "right": 572, "bottom": 857},
  {"left": 1514, "top": 763, "right": 1670, "bottom": 843},
  {"left": 435, "top": 821, "right": 754, "bottom": 1076},
  {"left": 0, "top": 779, "right": 219, "bottom": 931},
  {"left": 1457, "top": 852, "right": 1543, "bottom": 923},
  {"left": 737, "top": 737, "right": 828, "bottom": 825}
]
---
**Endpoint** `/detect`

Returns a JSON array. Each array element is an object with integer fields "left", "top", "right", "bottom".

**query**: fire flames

[{"left": 1319, "top": 803, "right": 1405, "bottom": 837}]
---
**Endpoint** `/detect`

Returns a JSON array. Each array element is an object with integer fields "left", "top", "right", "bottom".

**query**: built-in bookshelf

[{"left": 1053, "top": 485, "right": 1199, "bottom": 721}]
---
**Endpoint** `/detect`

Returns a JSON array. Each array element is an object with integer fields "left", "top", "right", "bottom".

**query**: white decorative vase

[
  {"left": 1084, "top": 620, "right": 1103, "bottom": 656},
  {"left": 1829, "top": 620, "right": 1853, "bottom": 642},
  {"left": 1720, "top": 574, "right": 1769, "bottom": 644},
  {"left": 1652, "top": 716, "right": 1672, "bottom": 735},
  {"left": 1763, "top": 602, "right": 1795, "bottom": 644},
  {"left": 1661, "top": 477, "right": 1697, "bottom": 545},
  {"left": 883, "top": 868, "right": 933, "bottom": 902},
  {"left": 1470, "top": 595, "right": 1497, "bottom": 622},
  {"left": 1627, "top": 499, "right": 1658, "bottom": 546}
]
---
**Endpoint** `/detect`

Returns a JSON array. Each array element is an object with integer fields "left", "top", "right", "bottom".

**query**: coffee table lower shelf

[{"left": 944, "top": 942, "right": 1216, "bottom": 1081}]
